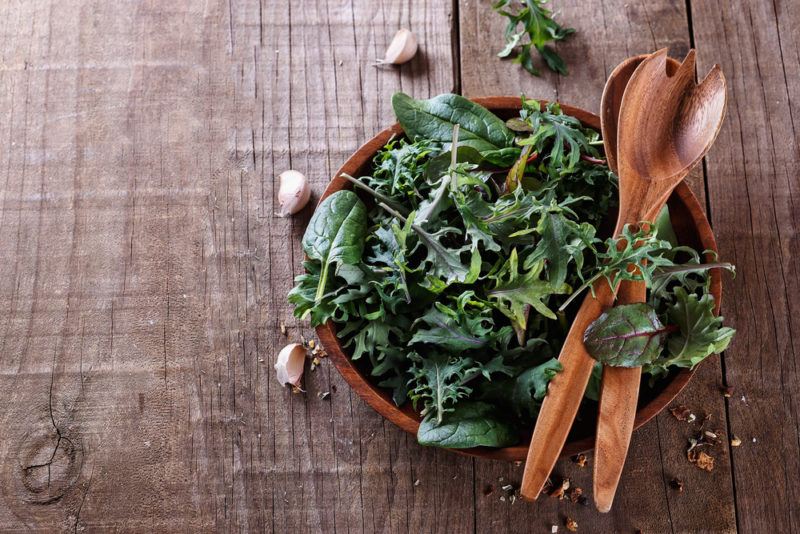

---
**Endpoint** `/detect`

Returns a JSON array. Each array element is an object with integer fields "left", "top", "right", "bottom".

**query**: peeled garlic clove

[
  {"left": 379, "top": 29, "right": 418, "bottom": 65},
  {"left": 277, "top": 170, "right": 310, "bottom": 216},
  {"left": 275, "top": 343, "right": 307, "bottom": 386}
]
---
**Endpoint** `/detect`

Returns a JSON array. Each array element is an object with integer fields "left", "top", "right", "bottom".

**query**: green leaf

[
  {"left": 510, "top": 358, "right": 562, "bottom": 418},
  {"left": 408, "top": 352, "right": 479, "bottom": 423},
  {"left": 645, "top": 288, "right": 735, "bottom": 378},
  {"left": 392, "top": 92, "right": 515, "bottom": 152},
  {"left": 410, "top": 304, "right": 492, "bottom": 351},
  {"left": 583, "top": 303, "right": 672, "bottom": 367},
  {"left": 410, "top": 294, "right": 514, "bottom": 352},
  {"left": 478, "top": 357, "right": 561, "bottom": 420},
  {"left": 492, "top": 0, "right": 574, "bottom": 77},
  {"left": 525, "top": 202, "right": 597, "bottom": 288},
  {"left": 302, "top": 190, "right": 368, "bottom": 303},
  {"left": 417, "top": 401, "right": 518, "bottom": 448},
  {"left": 487, "top": 250, "right": 570, "bottom": 341}
]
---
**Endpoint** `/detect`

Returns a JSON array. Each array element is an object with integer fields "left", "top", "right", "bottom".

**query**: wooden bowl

[{"left": 315, "top": 97, "right": 722, "bottom": 462}]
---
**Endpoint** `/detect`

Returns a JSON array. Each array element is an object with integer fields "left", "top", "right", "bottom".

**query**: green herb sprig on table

[
  {"left": 289, "top": 93, "right": 735, "bottom": 449},
  {"left": 492, "top": 0, "right": 575, "bottom": 76}
]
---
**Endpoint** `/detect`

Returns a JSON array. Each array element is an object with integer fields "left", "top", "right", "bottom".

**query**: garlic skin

[
  {"left": 379, "top": 29, "right": 418, "bottom": 65},
  {"left": 277, "top": 170, "right": 310, "bottom": 216},
  {"left": 275, "top": 343, "right": 307, "bottom": 386}
]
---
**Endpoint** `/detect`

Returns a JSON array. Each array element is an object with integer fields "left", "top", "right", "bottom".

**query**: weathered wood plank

[
  {"left": 459, "top": 0, "right": 737, "bottom": 532},
  {"left": 0, "top": 0, "right": 463, "bottom": 531},
  {"left": 691, "top": 0, "right": 800, "bottom": 532}
]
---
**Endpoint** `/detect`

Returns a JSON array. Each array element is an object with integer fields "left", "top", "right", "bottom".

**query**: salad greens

[
  {"left": 493, "top": 0, "right": 575, "bottom": 76},
  {"left": 289, "top": 93, "right": 735, "bottom": 449}
]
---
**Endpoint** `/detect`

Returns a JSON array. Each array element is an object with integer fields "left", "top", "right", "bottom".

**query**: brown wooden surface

[{"left": 0, "top": 0, "right": 794, "bottom": 532}]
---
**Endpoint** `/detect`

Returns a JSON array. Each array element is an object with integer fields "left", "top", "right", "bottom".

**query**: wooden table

[{"left": 0, "top": 1, "right": 796, "bottom": 532}]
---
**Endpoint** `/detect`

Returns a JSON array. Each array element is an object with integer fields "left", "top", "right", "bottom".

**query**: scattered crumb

[
  {"left": 509, "top": 494, "right": 517, "bottom": 505},
  {"left": 670, "top": 478, "right": 684, "bottom": 492},
  {"left": 513, "top": 460, "right": 522, "bottom": 467},
  {"left": 310, "top": 357, "right": 321, "bottom": 370},
  {"left": 752, "top": 437, "right": 757, "bottom": 443},
  {"left": 551, "top": 525, "right": 559, "bottom": 533},
  {"left": 318, "top": 391, "right": 331, "bottom": 401},
  {"left": 688, "top": 450, "right": 715, "bottom": 471},
  {"left": 566, "top": 485, "right": 583, "bottom": 504},
  {"left": 571, "top": 453, "right": 588, "bottom": 468},
  {"left": 722, "top": 385, "right": 733, "bottom": 398},
  {"left": 550, "top": 478, "right": 570, "bottom": 500},
  {"left": 730, "top": 435, "right": 741, "bottom": 447},
  {"left": 499, "top": 496, "right": 506, "bottom": 502},
  {"left": 308, "top": 339, "right": 316, "bottom": 349},
  {"left": 565, "top": 516, "right": 578, "bottom": 532},
  {"left": 280, "top": 322, "right": 287, "bottom": 336},
  {"left": 670, "top": 404, "right": 695, "bottom": 422},
  {"left": 501, "top": 484, "right": 515, "bottom": 492},
  {"left": 413, "top": 479, "right": 420, "bottom": 487},
  {"left": 483, "top": 484, "right": 495, "bottom": 496},
  {"left": 740, "top": 395, "right": 747, "bottom": 403},
  {"left": 703, "top": 430, "right": 722, "bottom": 445}
]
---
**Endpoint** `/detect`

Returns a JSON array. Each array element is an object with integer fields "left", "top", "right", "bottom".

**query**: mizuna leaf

[{"left": 583, "top": 303, "right": 673, "bottom": 367}]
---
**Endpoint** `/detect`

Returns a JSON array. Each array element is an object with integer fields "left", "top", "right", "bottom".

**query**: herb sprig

[{"left": 493, "top": 0, "right": 575, "bottom": 76}]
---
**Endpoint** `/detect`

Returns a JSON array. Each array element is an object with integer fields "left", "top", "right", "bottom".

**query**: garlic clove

[
  {"left": 379, "top": 28, "right": 418, "bottom": 65},
  {"left": 277, "top": 170, "right": 311, "bottom": 217},
  {"left": 275, "top": 343, "right": 307, "bottom": 386}
]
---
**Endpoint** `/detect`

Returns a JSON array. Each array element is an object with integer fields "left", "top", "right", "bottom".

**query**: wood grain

[
  {"left": 690, "top": 1, "right": 800, "bottom": 532},
  {"left": 0, "top": 0, "right": 793, "bottom": 531},
  {"left": 0, "top": 0, "right": 462, "bottom": 531}
]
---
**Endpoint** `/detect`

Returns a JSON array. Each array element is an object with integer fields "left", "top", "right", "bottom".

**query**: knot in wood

[{"left": 15, "top": 427, "right": 83, "bottom": 505}]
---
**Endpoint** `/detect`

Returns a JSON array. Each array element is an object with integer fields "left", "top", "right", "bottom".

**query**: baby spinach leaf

[
  {"left": 302, "top": 190, "right": 368, "bottom": 302},
  {"left": 584, "top": 303, "right": 672, "bottom": 367},
  {"left": 417, "top": 401, "right": 518, "bottom": 448},
  {"left": 392, "top": 92, "right": 515, "bottom": 153},
  {"left": 645, "top": 288, "right": 735, "bottom": 378}
]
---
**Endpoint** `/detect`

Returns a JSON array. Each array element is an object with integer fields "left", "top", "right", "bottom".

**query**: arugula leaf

[
  {"left": 645, "top": 287, "right": 735, "bottom": 378},
  {"left": 517, "top": 99, "right": 596, "bottom": 174},
  {"left": 487, "top": 250, "right": 570, "bottom": 342},
  {"left": 410, "top": 294, "right": 513, "bottom": 351},
  {"left": 392, "top": 92, "right": 515, "bottom": 152},
  {"left": 492, "top": 0, "right": 575, "bottom": 77},
  {"left": 417, "top": 401, "right": 518, "bottom": 448},
  {"left": 302, "top": 190, "right": 368, "bottom": 302},
  {"left": 524, "top": 198, "right": 597, "bottom": 288},
  {"left": 584, "top": 303, "right": 673, "bottom": 367}
]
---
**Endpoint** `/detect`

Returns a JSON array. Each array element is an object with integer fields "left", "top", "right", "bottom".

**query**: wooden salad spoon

[
  {"left": 592, "top": 52, "right": 676, "bottom": 512},
  {"left": 520, "top": 49, "right": 727, "bottom": 506}
]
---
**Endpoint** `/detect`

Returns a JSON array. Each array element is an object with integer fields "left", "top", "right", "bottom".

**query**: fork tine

[{"left": 675, "top": 49, "right": 696, "bottom": 78}]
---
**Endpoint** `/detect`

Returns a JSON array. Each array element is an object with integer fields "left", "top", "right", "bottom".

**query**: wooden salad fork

[{"left": 520, "top": 49, "right": 727, "bottom": 507}]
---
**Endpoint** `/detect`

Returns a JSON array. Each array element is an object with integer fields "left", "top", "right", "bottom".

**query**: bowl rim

[{"left": 314, "top": 96, "right": 722, "bottom": 461}]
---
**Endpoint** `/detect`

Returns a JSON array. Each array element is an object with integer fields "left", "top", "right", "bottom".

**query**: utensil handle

[
  {"left": 520, "top": 281, "right": 614, "bottom": 500},
  {"left": 593, "top": 279, "right": 647, "bottom": 512}
]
